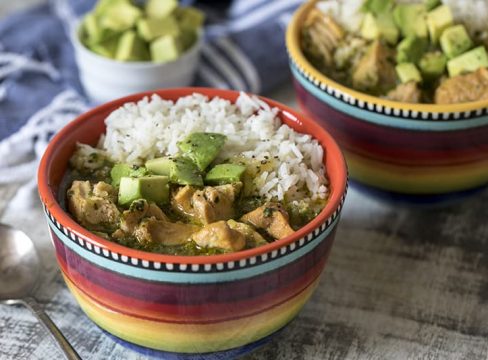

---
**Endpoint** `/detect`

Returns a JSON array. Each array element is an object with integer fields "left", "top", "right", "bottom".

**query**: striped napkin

[{"left": 0, "top": 0, "right": 302, "bottom": 208}]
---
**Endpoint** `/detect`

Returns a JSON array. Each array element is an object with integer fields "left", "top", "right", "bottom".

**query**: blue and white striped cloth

[{"left": 0, "top": 0, "right": 303, "bottom": 207}]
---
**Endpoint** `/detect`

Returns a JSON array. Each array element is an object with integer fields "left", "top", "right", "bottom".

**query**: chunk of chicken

[
  {"left": 386, "top": 81, "right": 422, "bottom": 103},
  {"left": 171, "top": 185, "right": 195, "bottom": 218},
  {"left": 352, "top": 40, "right": 397, "bottom": 94},
  {"left": 435, "top": 68, "right": 488, "bottom": 104},
  {"left": 67, "top": 181, "right": 120, "bottom": 232},
  {"left": 303, "top": 8, "right": 345, "bottom": 67},
  {"left": 192, "top": 184, "right": 241, "bottom": 224},
  {"left": 240, "top": 203, "right": 295, "bottom": 240},
  {"left": 92, "top": 181, "right": 118, "bottom": 202},
  {"left": 172, "top": 183, "right": 242, "bottom": 225},
  {"left": 116, "top": 198, "right": 197, "bottom": 247},
  {"left": 227, "top": 219, "right": 268, "bottom": 248},
  {"left": 147, "top": 202, "right": 167, "bottom": 220},
  {"left": 120, "top": 199, "right": 168, "bottom": 234},
  {"left": 191, "top": 221, "right": 246, "bottom": 252},
  {"left": 134, "top": 218, "right": 199, "bottom": 247}
]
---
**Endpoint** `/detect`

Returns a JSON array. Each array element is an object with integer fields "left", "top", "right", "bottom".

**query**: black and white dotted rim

[
  {"left": 290, "top": 58, "right": 488, "bottom": 121},
  {"left": 43, "top": 184, "right": 347, "bottom": 274}
]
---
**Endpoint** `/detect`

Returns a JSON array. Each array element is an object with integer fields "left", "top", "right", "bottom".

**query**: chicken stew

[
  {"left": 302, "top": 0, "right": 488, "bottom": 104},
  {"left": 65, "top": 132, "right": 326, "bottom": 255}
]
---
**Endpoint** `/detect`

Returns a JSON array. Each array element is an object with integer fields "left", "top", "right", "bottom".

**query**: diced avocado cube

[
  {"left": 177, "top": 132, "right": 227, "bottom": 171},
  {"left": 146, "top": 157, "right": 173, "bottom": 176},
  {"left": 94, "top": 0, "right": 130, "bottom": 15},
  {"left": 419, "top": 51, "right": 447, "bottom": 79},
  {"left": 146, "top": 0, "right": 178, "bottom": 19},
  {"left": 396, "top": 36, "right": 428, "bottom": 64},
  {"left": 205, "top": 164, "right": 247, "bottom": 185},
  {"left": 360, "top": 13, "right": 379, "bottom": 40},
  {"left": 82, "top": 14, "right": 102, "bottom": 44},
  {"left": 440, "top": 25, "right": 473, "bottom": 59},
  {"left": 146, "top": 157, "right": 203, "bottom": 186},
  {"left": 362, "top": 0, "right": 394, "bottom": 15},
  {"left": 447, "top": 46, "right": 488, "bottom": 77},
  {"left": 174, "top": 6, "right": 205, "bottom": 30},
  {"left": 179, "top": 27, "right": 198, "bottom": 51},
  {"left": 424, "top": 0, "right": 441, "bottom": 11},
  {"left": 393, "top": 4, "right": 428, "bottom": 38},
  {"left": 137, "top": 16, "right": 180, "bottom": 42},
  {"left": 427, "top": 5, "right": 453, "bottom": 43},
  {"left": 396, "top": 63, "right": 422, "bottom": 83},
  {"left": 150, "top": 35, "right": 182, "bottom": 63},
  {"left": 98, "top": 2, "right": 143, "bottom": 32},
  {"left": 90, "top": 44, "right": 113, "bottom": 58},
  {"left": 89, "top": 35, "right": 120, "bottom": 58},
  {"left": 111, "top": 164, "right": 149, "bottom": 187},
  {"left": 377, "top": 13, "right": 399, "bottom": 45},
  {"left": 115, "top": 30, "right": 150, "bottom": 62},
  {"left": 118, "top": 175, "right": 170, "bottom": 206},
  {"left": 111, "top": 164, "right": 131, "bottom": 186},
  {"left": 170, "top": 157, "right": 203, "bottom": 186},
  {"left": 130, "top": 165, "right": 149, "bottom": 178},
  {"left": 360, "top": 12, "right": 399, "bottom": 45},
  {"left": 81, "top": 13, "right": 120, "bottom": 48}
]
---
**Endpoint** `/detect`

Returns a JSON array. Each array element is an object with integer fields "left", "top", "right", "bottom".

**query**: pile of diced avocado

[
  {"left": 360, "top": 0, "right": 488, "bottom": 84},
  {"left": 80, "top": 0, "right": 204, "bottom": 63},
  {"left": 110, "top": 133, "right": 246, "bottom": 206}
]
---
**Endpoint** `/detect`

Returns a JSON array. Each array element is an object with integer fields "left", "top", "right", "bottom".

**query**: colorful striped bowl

[
  {"left": 37, "top": 88, "right": 348, "bottom": 358},
  {"left": 286, "top": 1, "right": 488, "bottom": 203}
]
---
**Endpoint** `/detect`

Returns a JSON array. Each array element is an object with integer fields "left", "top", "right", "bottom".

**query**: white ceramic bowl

[{"left": 72, "top": 25, "right": 203, "bottom": 103}]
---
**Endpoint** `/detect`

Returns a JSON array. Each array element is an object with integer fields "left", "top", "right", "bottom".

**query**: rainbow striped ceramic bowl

[
  {"left": 38, "top": 88, "right": 348, "bottom": 358},
  {"left": 286, "top": 1, "right": 488, "bottom": 204}
]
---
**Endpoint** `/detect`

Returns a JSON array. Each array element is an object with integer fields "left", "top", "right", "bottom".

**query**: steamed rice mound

[{"left": 100, "top": 92, "right": 328, "bottom": 203}]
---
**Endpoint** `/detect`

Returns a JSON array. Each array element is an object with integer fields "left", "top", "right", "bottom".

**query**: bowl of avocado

[
  {"left": 73, "top": 0, "right": 204, "bottom": 103},
  {"left": 286, "top": 0, "right": 488, "bottom": 204}
]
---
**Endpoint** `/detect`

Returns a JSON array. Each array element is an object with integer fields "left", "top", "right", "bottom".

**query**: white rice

[
  {"left": 443, "top": 0, "right": 488, "bottom": 37},
  {"left": 316, "top": 0, "right": 365, "bottom": 32},
  {"left": 100, "top": 92, "right": 328, "bottom": 202}
]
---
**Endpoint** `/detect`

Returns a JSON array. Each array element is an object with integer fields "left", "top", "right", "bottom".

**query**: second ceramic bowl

[
  {"left": 72, "top": 25, "right": 203, "bottom": 103},
  {"left": 286, "top": 0, "right": 488, "bottom": 204}
]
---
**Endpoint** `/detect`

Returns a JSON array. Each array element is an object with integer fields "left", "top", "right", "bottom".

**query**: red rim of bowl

[{"left": 38, "top": 87, "right": 347, "bottom": 265}]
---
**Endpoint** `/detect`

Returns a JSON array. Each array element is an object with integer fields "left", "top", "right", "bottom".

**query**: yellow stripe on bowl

[{"left": 344, "top": 150, "right": 488, "bottom": 194}]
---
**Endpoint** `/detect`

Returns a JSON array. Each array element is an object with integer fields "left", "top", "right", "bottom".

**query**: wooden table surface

[{"left": 1, "top": 2, "right": 488, "bottom": 360}]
